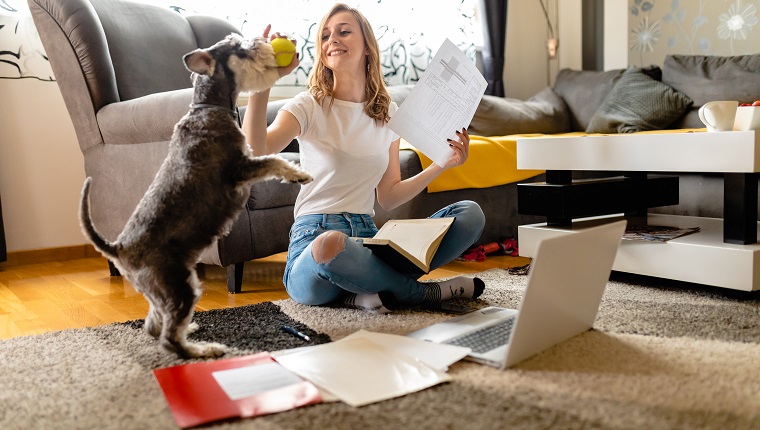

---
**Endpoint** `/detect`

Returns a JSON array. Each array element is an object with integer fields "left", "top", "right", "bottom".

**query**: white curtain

[
  {"left": 0, "top": 0, "right": 478, "bottom": 84},
  {"left": 150, "top": 0, "right": 479, "bottom": 87}
]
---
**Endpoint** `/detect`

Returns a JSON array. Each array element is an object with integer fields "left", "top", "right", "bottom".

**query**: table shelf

[
  {"left": 518, "top": 214, "right": 760, "bottom": 291},
  {"left": 516, "top": 131, "right": 760, "bottom": 291}
]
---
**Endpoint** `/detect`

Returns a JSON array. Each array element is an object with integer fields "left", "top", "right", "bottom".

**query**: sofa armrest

[{"left": 96, "top": 88, "right": 194, "bottom": 145}]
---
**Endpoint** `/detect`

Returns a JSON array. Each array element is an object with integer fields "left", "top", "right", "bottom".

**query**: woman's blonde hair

[{"left": 308, "top": 3, "right": 391, "bottom": 124}]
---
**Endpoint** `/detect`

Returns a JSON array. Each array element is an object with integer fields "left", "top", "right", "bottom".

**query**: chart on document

[{"left": 388, "top": 38, "right": 487, "bottom": 167}]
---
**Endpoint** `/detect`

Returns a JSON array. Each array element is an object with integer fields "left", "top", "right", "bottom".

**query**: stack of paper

[{"left": 272, "top": 330, "right": 470, "bottom": 407}]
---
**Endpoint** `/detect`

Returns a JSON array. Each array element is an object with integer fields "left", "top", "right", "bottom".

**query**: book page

[
  {"left": 387, "top": 38, "right": 487, "bottom": 167},
  {"left": 375, "top": 219, "right": 453, "bottom": 263}
]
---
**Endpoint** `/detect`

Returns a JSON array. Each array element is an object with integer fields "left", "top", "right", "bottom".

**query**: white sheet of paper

[
  {"left": 273, "top": 337, "right": 451, "bottom": 407},
  {"left": 212, "top": 362, "right": 304, "bottom": 401},
  {"left": 387, "top": 38, "right": 488, "bottom": 167},
  {"left": 341, "top": 329, "right": 470, "bottom": 371}
]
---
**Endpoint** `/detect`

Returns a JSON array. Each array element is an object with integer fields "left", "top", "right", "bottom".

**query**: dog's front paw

[
  {"left": 281, "top": 169, "right": 313, "bottom": 184},
  {"left": 185, "top": 341, "right": 228, "bottom": 358}
]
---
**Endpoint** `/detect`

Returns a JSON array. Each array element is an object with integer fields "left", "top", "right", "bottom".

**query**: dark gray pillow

[
  {"left": 586, "top": 67, "right": 693, "bottom": 134},
  {"left": 552, "top": 68, "right": 625, "bottom": 131},
  {"left": 663, "top": 54, "right": 760, "bottom": 106},
  {"left": 663, "top": 54, "right": 760, "bottom": 128},
  {"left": 467, "top": 87, "right": 570, "bottom": 136}
]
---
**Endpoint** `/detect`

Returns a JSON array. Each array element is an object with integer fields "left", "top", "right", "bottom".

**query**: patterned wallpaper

[
  {"left": 0, "top": 0, "right": 477, "bottom": 85},
  {"left": 0, "top": 0, "right": 53, "bottom": 81},
  {"left": 629, "top": 0, "right": 760, "bottom": 67}
]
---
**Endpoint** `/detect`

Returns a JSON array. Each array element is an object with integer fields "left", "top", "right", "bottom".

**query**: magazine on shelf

[{"left": 623, "top": 224, "right": 701, "bottom": 242}]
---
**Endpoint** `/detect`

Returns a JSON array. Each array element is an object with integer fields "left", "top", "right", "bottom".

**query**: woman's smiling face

[{"left": 320, "top": 10, "right": 366, "bottom": 73}]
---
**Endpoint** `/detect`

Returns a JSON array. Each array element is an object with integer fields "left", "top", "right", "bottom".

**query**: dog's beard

[
  {"left": 228, "top": 40, "right": 281, "bottom": 94},
  {"left": 235, "top": 65, "right": 280, "bottom": 94}
]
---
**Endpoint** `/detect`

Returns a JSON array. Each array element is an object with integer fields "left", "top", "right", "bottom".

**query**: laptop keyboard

[{"left": 443, "top": 317, "right": 515, "bottom": 354}]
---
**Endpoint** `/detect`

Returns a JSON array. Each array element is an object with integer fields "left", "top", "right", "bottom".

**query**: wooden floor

[{"left": 0, "top": 252, "right": 530, "bottom": 340}]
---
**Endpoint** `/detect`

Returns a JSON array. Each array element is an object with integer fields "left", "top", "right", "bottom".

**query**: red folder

[{"left": 153, "top": 352, "right": 321, "bottom": 428}]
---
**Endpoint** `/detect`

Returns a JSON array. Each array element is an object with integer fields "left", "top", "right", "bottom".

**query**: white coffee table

[{"left": 516, "top": 130, "right": 760, "bottom": 291}]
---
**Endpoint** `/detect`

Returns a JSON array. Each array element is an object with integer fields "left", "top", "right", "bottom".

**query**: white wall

[
  {"left": 504, "top": 0, "right": 555, "bottom": 99},
  {"left": 0, "top": 79, "right": 86, "bottom": 251},
  {"left": 505, "top": 0, "right": 624, "bottom": 99},
  {"left": 0, "top": 1, "right": 627, "bottom": 253},
  {"left": 604, "top": 0, "right": 629, "bottom": 70},
  {"left": 558, "top": 0, "right": 583, "bottom": 73}
]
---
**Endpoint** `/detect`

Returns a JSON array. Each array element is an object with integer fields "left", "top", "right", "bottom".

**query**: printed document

[
  {"left": 273, "top": 336, "right": 451, "bottom": 407},
  {"left": 387, "top": 38, "right": 488, "bottom": 167}
]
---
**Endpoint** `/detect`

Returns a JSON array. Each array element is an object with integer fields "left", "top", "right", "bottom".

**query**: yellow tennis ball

[{"left": 270, "top": 37, "right": 296, "bottom": 67}]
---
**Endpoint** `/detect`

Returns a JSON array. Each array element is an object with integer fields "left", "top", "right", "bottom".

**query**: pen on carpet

[{"left": 281, "top": 325, "right": 311, "bottom": 342}]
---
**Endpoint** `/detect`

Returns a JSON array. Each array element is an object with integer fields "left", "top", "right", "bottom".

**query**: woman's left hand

[{"left": 443, "top": 128, "right": 470, "bottom": 169}]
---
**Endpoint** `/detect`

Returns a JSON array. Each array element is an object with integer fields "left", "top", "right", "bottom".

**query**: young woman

[{"left": 244, "top": 3, "right": 486, "bottom": 313}]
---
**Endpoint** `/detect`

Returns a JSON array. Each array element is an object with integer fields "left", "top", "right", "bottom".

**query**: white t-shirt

[{"left": 283, "top": 92, "right": 399, "bottom": 218}]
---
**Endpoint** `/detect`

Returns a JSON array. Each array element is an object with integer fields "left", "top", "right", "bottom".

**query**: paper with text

[
  {"left": 388, "top": 38, "right": 488, "bottom": 167},
  {"left": 274, "top": 337, "right": 450, "bottom": 407},
  {"left": 342, "top": 330, "right": 470, "bottom": 371},
  {"left": 212, "top": 362, "right": 305, "bottom": 401}
]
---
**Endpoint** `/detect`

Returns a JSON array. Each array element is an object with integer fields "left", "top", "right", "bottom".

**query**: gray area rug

[{"left": 1, "top": 270, "right": 759, "bottom": 429}]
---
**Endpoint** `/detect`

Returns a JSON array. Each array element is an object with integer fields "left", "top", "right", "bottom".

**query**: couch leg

[
  {"left": 107, "top": 260, "right": 121, "bottom": 277},
  {"left": 226, "top": 262, "right": 243, "bottom": 294}
]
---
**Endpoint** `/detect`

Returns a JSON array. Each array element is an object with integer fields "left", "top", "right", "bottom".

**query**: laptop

[{"left": 407, "top": 220, "right": 626, "bottom": 369}]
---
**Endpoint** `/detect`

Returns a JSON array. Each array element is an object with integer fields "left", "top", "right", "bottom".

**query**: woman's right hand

[{"left": 263, "top": 24, "right": 300, "bottom": 77}]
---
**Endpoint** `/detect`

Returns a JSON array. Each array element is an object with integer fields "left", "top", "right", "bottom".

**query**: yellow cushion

[{"left": 401, "top": 129, "right": 707, "bottom": 193}]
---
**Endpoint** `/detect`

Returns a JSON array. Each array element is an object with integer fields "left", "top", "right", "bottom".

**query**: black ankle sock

[
  {"left": 379, "top": 277, "right": 485, "bottom": 309},
  {"left": 423, "top": 276, "right": 485, "bottom": 302}
]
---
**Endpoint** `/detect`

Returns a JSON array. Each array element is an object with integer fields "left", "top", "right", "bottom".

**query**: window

[{"left": 148, "top": 0, "right": 479, "bottom": 87}]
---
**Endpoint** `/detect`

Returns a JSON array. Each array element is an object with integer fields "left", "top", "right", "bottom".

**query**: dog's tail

[{"left": 79, "top": 177, "right": 119, "bottom": 260}]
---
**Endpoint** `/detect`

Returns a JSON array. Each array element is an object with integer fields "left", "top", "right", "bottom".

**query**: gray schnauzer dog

[{"left": 79, "top": 34, "right": 312, "bottom": 358}]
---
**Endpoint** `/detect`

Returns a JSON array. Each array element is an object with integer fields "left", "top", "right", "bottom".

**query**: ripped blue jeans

[{"left": 283, "top": 200, "right": 485, "bottom": 306}]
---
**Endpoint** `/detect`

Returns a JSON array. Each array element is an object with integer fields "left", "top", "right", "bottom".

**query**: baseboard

[{"left": 0, "top": 244, "right": 104, "bottom": 267}]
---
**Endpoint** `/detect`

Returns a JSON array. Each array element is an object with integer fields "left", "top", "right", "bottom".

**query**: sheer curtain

[
  {"left": 2, "top": 0, "right": 483, "bottom": 84},
  {"left": 153, "top": 0, "right": 479, "bottom": 87}
]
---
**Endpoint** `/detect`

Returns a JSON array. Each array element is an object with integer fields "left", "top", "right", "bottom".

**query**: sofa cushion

[
  {"left": 586, "top": 67, "right": 693, "bottom": 134},
  {"left": 663, "top": 54, "right": 760, "bottom": 128},
  {"left": 246, "top": 152, "right": 302, "bottom": 210},
  {"left": 553, "top": 68, "right": 625, "bottom": 131},
  {"left": 467, "top": 87, "right": 570, "bottom": 136}
]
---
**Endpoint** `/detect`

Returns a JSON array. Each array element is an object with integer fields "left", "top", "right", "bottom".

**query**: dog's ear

[{"left": 183, "top": 49, "right": 216, "bottom": 76}]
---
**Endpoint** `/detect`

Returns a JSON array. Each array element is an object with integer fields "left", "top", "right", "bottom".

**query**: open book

[{"left": 361, "top": 217, "right": 455, "bottom": 273}]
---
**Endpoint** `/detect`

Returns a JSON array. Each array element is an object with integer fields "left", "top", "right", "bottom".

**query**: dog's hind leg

[
  {"left": 240, "top": 155, "right": 312, "bottom": 185},
  {"left": 158, "top": 267, "right": 227, "bottom": 358},
  {"left": 144, "top": 303, "right": 162, "bottom": 339}
]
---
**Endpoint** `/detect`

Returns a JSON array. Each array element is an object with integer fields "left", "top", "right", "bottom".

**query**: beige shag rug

[{"left": 1, "top": 269, "right": 759, "bottom": 429}]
